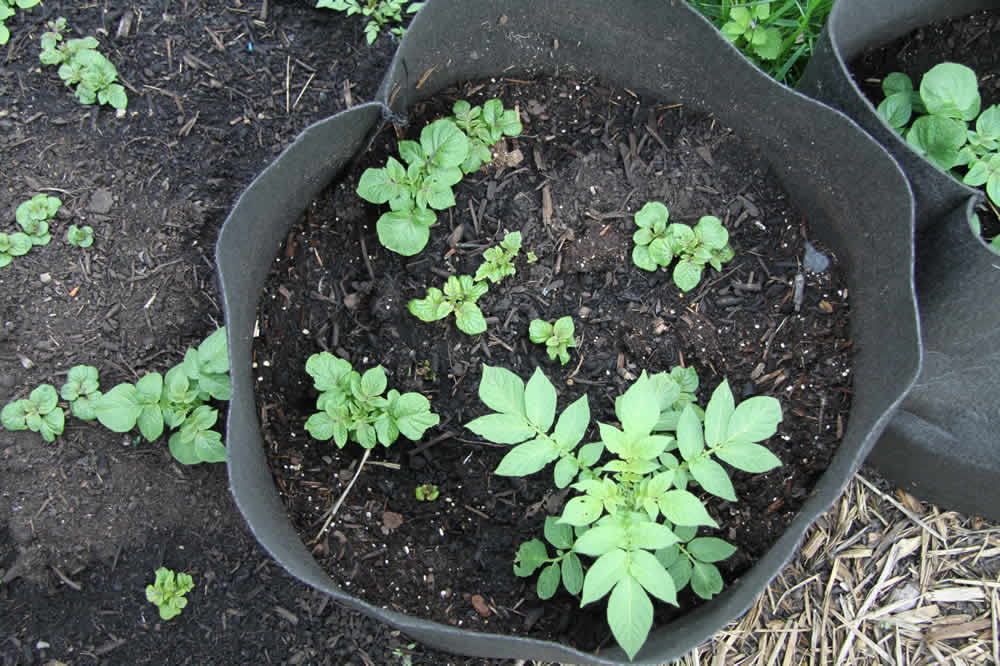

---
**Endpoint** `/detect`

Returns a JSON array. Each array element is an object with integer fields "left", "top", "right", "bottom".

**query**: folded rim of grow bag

[{"left": 217, "top": 1, "right": 920, "bottom": 663}]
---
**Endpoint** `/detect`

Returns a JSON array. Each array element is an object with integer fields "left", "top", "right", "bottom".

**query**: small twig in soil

[
  {"left": 312, "top": 448, "right": 371, "bottom": 543},
  {"left": 407, "top": 429, "right": 458, "bottom": 458},
  {"left": 51, "top": 565, "right": 83, "bottom": 591}
]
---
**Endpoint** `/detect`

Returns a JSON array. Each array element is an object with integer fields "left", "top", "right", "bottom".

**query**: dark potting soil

[
  {"left": 848, "top": 8, "right": 1000, "bottom": 240},
  {"left": 251, "top": 75, "right": 854, "bottom": 653}
]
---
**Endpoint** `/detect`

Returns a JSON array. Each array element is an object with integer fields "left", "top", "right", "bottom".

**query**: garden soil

[
  {"left": 1, "top": 1, "right": 502, "bottom": 663},
  {"left": 251, "top": 75, "right": 854, "bottom": 654}
]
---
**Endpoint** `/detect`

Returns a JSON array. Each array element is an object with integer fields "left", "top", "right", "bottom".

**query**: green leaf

[
  {"left": 634, "top": 201, "right": 668, "bottom": 229},
  {"left": 494, "top": 437, "right": 560, "bottom": 476},
  {"left": 95, "top": 383, "right": 142, "bottom": 432},
  {"left": 30, "top": 384, "right": 59, "bottom": 414},
  {"left": 629, "top": 549, "right": 678, "bottom": 605},
  {"left": 305, "top": 412, "right": 336, "bottom": 440},
  {"left": 454, "top": 302, "right": 486, "bottom": 335},
  {"left": 676, "top": 404, "right": 704, "bottom": 461},
  {"left": 359, "top": 365, "right": 387, "bottom": 399},
  {"left": 553, "top": 455, "right": 579, "bottom": 488},
  {"left": 543, "top": 515, "right": 574, "bottom": 550},
  {"left": 658, "top": 489, "right": 718, "bottom": 528},
  {"left": 647, "top": 237, "right": 673, "bottom": 267},
  {"left": 466, "top": 412, "right": 534, "bottom": 445},
  {"left": 137, "top": 404, "right": 165, "bottom": 441},
  {"left": 631, "top": 245, "right": 657, "bottom": 271},
  {"left": 688, "top": 457, "right": 737, "bottom": 501},
  {"left": 2, "top": 400, "right": 30, "bottom": 431},
  {"left": 616, "top": 372, "right": 660, "bottom": 438},
  {"left": 528, "top": 318, "right": 553, "bottom": 344},
  {"left": 580, "top": 548, "right": 627, "bottom": 606},
  {"left": 668, "top": 555, "right": 693, "bottom": 592},
  {"left": 882, "top": 72, "right": 914, "bottom": 97},
  {"left": 687, "top": 537, "right": 737, "bottom": 563},
  {"left": 420, "top": 118, "right": 469, "bottom": 169},
  {"left": 573, "top": 523, "right": 627, "bottom": 557},
  {"left": 577, "top": 441, "right": 604, "bottom": 467},
  {"left": 135, "top": 372, "right": 163, "bottom": 404},
  {"left": 376, "top": 207, "right": 435, "bottom": 256},
  {"left": 513, "top": 539, "right": 548, "bottom": 577},
  {"left": 629, "top": 520, "right": 678, "bottom": 551},
  {"left": 715, "top": 441, "right": 782, "bottom": 473},
  {"left": 168, "top": 431, "right": 201, "bottom": 464},
  {"left": 38, "top": 408, "right": 65, "bottom": 442},
  {"left": 409, "top": 288, "right": 449, "bottom": 322},
  {"left": 690, "top": 560, "right": 724, "bottom": 599},
  {"left": 536, "top": 562, "right": 561, "bottom": 600},
  {"left": 673, "top": 259, "right": 703, "bottom": 292},
  {"left": 196, "top": 327, "right": 229, "bottom": 375},
  {"left": 726, "top": 395, "right": 782, "bottom": 444},
  {"left": 704, "top": 379, "right": 735, "bottom": 446},
  {"left": 694, "top": 216, "right": 728, "bottom": 250},
  {"left": 561, "top": 552, "right": 584, "bottom": 595},
  {"left": 920, "top": 62, "right": 981, "bottom": 121},
  {"left": 607, "top": 574, "right": 653, "bottom": 661},
  {"left": 905, "top": 115, "right": 968, "bottom": 171},
  {"left": 560, "top": 495, "right": 604, "bottom": 527},
  {"left": 877, "top": 91, "right": 913, "bottom": 130},
  {"left": 193, "top": 429, "right": 226, "bottom": 463},
  {"left": 477, "top": 364, "right": 525, "bottom": 416},
  {"left": 391, "top": 392, "right": 439, "bottom": 440},
  {"left": 70, "top": 393, "right": 100, "bottom": 421},
  {"left": 552, "top": 394, "right": 590, "bottom": 450},
  {"left": 305, "top": 352, "right": 352, "bottom": 391},
  {"left": 358, "top": 158, "right": 408, "bottom": 205}
]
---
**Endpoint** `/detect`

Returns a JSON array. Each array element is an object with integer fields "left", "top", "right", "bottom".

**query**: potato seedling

[
  {"left": 0, "top": 232, "right": 32, "bottom": 268},
  {"left": 65, "top": 224, "right": 94, "bottom": 248},
  {"left": 39, "top": 17, "right": 128, "bottom": 110},
  {"left": 529, "top": 316, "right": 577, "bottom": 365},
  {"left": 146, "top": 567, "right": 194, "bottom": 620},
  {"left": 632, "top": 201, "right": 734, "bottom": 291},
  {"left": 0, "top": 0, "right": 39, "bottom": 46},
  {"left": 408, "top": 274, "right": 488, "bottom": 335},
  {"left": 1, "top": 384, "right": 65, "bottom": 442},
  {"left": 877, "top": 62, "right": 1000, "bottom": 247},
  {"left": 474, "top": 231, "right": 522, "bottom": 284},
  {"left": 465, "top": 365, "right": 782, "bottom": 660},
  {"left": 415, "top": 483, "right": 440, "bottom": 501},
  {"left": 451, "top": 98, "right": 524, "bottom": 173},
  {"left": 60, "top": 364, "right": 101, "bottom": 420},
  {"left": 16, "top": 193, "right": 60, "bottom": 246},
  {"left": 315, "top": 0, "right": 424, "bottom": 44}
]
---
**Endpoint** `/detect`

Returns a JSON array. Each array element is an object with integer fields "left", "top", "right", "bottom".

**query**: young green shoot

[
  {"left": 315, "top": 0, "right": 424, "bottom": 44},
  {"left": 304, "top": 352, "right": 440, "bottom": 535},
  {"left": 632, "top": 201, "right": 734, "bottom": 291},
  {"left": 415, "top": 483, "right": 440, "bottom": 501},
  {"left": 529, "top": 316, "right": 577, "bottom": 365},
  {"left": 16, "top": 193, "right": 60, "bottom": 246},
  {"left": 1, "top": 384, "right": 65, "bottom": 442},
  {"left": 0, "top": 232, "right": 32, "bottom": 267},
  {"left": 146, "top": 567, "right": 194, "bottom": 620},
  {"left": 465, "top": 365, "right": 782, "bottom": 660},
  {"left": 474, "top": 231, "right": 522, "bottom": 284},
  {"left": 39, "top": 18, "right": 128, "bottom": 110},
  {"left": 877, "top": 62, "right": 1000, "bottom": 247},
  {"left": 450, "top": 98, "right": 524, "bottom": 173},
  {"left": 408, "top": 274, "right": 488, "bottom": 335},
  {"left": 66, "top": 224, "right": 94, "bottom": 248}
]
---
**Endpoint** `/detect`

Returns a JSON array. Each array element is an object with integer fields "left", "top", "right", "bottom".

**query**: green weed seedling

[
  {"left": 1, "top": 384, "right": 65, "bottom": 442},
  {"left": 304, "top": 352, "right": 439, "bottom": 448},
  {"left": 877, "top": 63, "right": 1000, "bottom": 249},
  {"left": 40, "top": 17, "right": 128, "bottom": 110},
  {"left": 632, "top": 201, "right": 734, "bottom": 291},
  {"left": 94, "top": 327, "right": 230, "bottom": 464},
  {"left": 0, "top": 0, "right": 38, "bottom": 45},
  {"left": 409, "top": 274, "right": 488, "bottom": 335},
  {"left": 415, "top": 483, "right": 440, "bottom": 501},
  {"left": 474, "top": 231, "right": 522, "bottom": 284},
  {"left": 465, "top": 365, "right": 782, "bottom": 660},
  {"left": 529, "top": 316, "right": 577, "bottom": 365},
  {"left": 0, "top": 232, "right": 32, "bottom": 268},
  {"left": 146, "top": 567, "right": 194, "bottom": 620},
  {"left": 316, "top": 0, "right": 424, "bottom": 44},
  {"left": 65, "top": 224, "right": 94, "bottom": 248},
  {"left": 689, "top": 0, "right": 832, "bottom": 86},
  {"left": 16, "top": 193, "right": 60, "bottom": 246}
]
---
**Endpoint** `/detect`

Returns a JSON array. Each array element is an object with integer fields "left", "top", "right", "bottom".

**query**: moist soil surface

[
  {"left": 2, "top": 2, "right": 506, "bottom": 664},
  {"left": 849, "top": 8, "right": 1000, "bottom": 238},
  {"left": 252, "top": 76, "right": 854, "bottom": 654}
]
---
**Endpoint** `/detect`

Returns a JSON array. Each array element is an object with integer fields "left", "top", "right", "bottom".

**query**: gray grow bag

[
  {"left": 217, "top": 1, "right": 920, "bottom": 662},
  {"left": 798, "top": 0, "right": 1000, "bottom": 521}
]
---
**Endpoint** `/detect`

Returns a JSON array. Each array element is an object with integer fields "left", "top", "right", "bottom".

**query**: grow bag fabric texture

[
  {"left": 217, "top": 1, "right": 920, "bottom": 663},
  {"left": 798, "top": 0, "right": 1000, "bottom": 522}
]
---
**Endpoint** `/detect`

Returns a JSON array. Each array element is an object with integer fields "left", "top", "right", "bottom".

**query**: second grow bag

[
  {"left": 798, "top": 0, "right": 1000, "bottom": 521},
  {"left": 218, "top": 1, "right": 920, "bottom": 662}
]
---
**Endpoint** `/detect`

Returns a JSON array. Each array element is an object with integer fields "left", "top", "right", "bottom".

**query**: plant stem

[{"left": 313, "top": 448, "right": 371, "bottom": 543}]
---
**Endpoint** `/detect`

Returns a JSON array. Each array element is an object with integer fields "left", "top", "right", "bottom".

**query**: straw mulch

[{"left": 671, "top": 472, "right": 1000, "bottom": 666}]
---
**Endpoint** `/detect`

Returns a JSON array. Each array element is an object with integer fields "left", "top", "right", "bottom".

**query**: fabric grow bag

[
  {"left": 798, "top": 0, "right": 1000, "bottom": 521},
  {"left": 217, "top": 1, "right": 920, "bottom": 662}
]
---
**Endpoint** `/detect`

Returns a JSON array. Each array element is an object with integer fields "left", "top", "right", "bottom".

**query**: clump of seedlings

[
  {"left": 39, "top": 17, "right": 128, "bottom": 110},
  {"left": 529, "top": 316, "right": 577, "bottom": 365}
]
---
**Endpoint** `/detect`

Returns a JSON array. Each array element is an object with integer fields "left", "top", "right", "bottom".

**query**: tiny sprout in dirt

[
  {"left": 61, "top": 364, "right": 101, "bottom": 420},
  {"left": 474, "top": 231, "right": 522, "bottom": 284},
  {"left": 315, "top": 0, "right": 424, "bottom": 44},
  {"left": 632, "top": 201, "right": 734, "bottom": 291},
  {"left": 529, "top": 316, "right": 577, "bottom": 365},
  {"left": 415, "top": 483, "right": 440, "bottom": 501},
  {"left": 65, "top": 224, "right": 94, "bottom": 248},
  {"left": 877, "top": 62, "right": 1000, "bottom": 247},
  {"left": 39, "top": 17, "right": 128, "bottom": 110},
  {"left": 465, "top": 365, "right": 782, "bottom": 660},
  {"left": 16, "top": 193, "right": 60, "bottom": 246},
  {"left": 408, "top": 274, "right": 488, "bottom": 335},
  {"left": 146, "top": 567, "right": 194, "bottom": 620}
]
